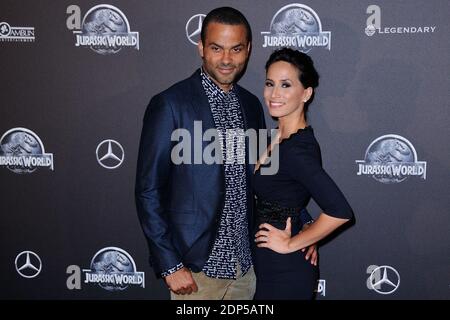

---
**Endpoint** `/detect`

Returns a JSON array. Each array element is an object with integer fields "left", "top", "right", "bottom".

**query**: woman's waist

[{"left": 255, "top": 199, "right": 306, "bottom": 223}]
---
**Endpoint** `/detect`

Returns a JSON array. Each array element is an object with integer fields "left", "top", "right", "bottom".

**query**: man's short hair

[{"left": 201, "top": 7, "right": 252, "bottom": 44}]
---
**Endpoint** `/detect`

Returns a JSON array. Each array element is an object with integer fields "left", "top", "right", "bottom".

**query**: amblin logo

[
  {"left": 0, "top": 21, "right": 35, "bottom": 42},
  {"left": 356, "top": 134, "right": 426, "bottom": 184},
  {"left": 82, "top": 247, "right": 145, "bottom": 291},
  {"left": 365, "top": 5, "right": 436, "bottom": 36},
  {"left": 66, "top": 4, "right": 139, "bottom": 55},
  {"left": 0, "top": 128, "right": 54, "bottom": 174},
  {"left": 261, "top": 3, "right": 331, "bottom": 52}
]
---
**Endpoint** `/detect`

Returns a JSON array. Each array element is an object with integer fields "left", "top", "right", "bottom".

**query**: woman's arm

[{"left": 255, "top": 213, "right": 349, "bottom": 254}]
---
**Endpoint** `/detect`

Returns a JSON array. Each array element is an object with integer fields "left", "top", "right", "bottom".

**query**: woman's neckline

[
  {"left": 278, "top": 125, "right": 312, "bottom": 144},
  {"left": 254, "top": 126, "right": 312, "bottom": 173}
]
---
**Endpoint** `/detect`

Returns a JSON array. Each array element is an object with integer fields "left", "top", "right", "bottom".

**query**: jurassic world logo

[
  {"left": 356, "top": 134, "right": 426, "bottom": 184},
  {"left": 261, "top": 3, "right": 331, "bottom": 52},
  {"left": 66, "top": 4, "right": 139, "bottom": 55},
  {"left": 0, "top": 128, "right": 54, "bottom": 174},
  {"left": 83, "top": 247, "right": 145, "bottom": 291}
]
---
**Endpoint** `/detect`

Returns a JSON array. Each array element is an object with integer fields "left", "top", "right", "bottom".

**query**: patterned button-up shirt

[{"left": 200, "top": 68, "right": 252, "bottom": 279}]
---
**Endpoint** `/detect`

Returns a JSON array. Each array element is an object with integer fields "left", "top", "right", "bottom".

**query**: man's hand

[
  {"left": 301, "top": 245, "right": 318, "bottom": 265},
  {"left": 164, "top": 267, "right": 198, "bottom": 295},
  {"left": 301, "top": 223, "right": 318, "bottom": 266}
]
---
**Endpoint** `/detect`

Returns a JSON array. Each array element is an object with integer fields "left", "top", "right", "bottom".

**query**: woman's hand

[{"left": 255, "top": 217, "right": 293, "bottom": 254}]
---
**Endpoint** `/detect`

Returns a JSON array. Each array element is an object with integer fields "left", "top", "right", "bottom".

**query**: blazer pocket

[{"left": 169, "top": 210, "right": 197, "bottom": 225}]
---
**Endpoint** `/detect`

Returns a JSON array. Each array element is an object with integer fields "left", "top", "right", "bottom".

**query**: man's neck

[{"left": 201, "top": 67, "right": 233, "bottom": 93}]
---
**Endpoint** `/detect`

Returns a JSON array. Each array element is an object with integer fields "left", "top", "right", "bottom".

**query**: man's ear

[
  {"left": 247, "top": 41, "right": 251, "bottom": 55},
  {"left": 197, "top": 40, "right": 204, "bottom": 58}
]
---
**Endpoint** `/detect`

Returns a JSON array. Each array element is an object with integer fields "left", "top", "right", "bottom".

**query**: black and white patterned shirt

[
  {"left": 200, "top": 68, "right": 252, "bottom": 279},
  {"left": 161, "top": 69, "right": 253, "bottom": 279}
]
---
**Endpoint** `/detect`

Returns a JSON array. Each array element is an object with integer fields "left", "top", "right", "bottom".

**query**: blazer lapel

[
  {"left": 188, "top": 70, "right": 225, "bottom": 190},
  {"left": 189, "top": 70, "right": 216, "bottom": 130},
  {"left": 236, "top": 86, "right": 257, "bottom": 171},
  {"left": 235, "top": 86, "right": 250, "bottom": 132}
]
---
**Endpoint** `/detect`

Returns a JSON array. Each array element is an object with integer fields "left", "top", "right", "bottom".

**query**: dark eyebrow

[
  {"left": 209, "top": 42, "right": 245, "bottom": 49},
  {"left": 209, "top": 42, "right": 223, "bottom": 49}
]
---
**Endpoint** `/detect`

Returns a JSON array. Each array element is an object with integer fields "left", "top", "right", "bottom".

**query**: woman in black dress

[{"left": 253, "top": 48, "right": 354, "bottom": 300}]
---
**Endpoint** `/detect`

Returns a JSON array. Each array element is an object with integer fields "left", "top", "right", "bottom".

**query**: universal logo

[
  {"left": 66, "top": 247, "right": 145, "bottom": 291},
  {"left": 66, "top": 4, "right": 139, "bottom": 55},
  {"left": 0, "top": 128, "right": 54, "bottom": 174},
  {"left": 315, "top": 279, "right": 326, "bottom": 297},
  {"left": 365, "top": 5, "right": 436, "bottom": 36},
  {"left": 261, "top": 3, "right": 331, "bottom": 52},
  {"left": 356, "top": 134, "right": 426, "bottom": 184},
  {"left": 0, "top": 21, "right": 35, "bottom": 42}
]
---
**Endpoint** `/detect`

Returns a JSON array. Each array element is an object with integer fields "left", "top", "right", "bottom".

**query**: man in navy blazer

[{"left": 135, "top": 7, "right": 266, "bottom": 299}]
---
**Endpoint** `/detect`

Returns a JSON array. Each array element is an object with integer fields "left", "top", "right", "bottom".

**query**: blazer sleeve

[
  {"left": 135, "top": 94, "right": 182, "bottom": 276},
  {"left": 288, "top": 140, "right": 353, "bottom": 220}
]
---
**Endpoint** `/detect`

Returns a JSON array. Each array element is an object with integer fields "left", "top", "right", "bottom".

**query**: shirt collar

[{"left": 200, "top": 67, "right": 236, "bottom": 98}]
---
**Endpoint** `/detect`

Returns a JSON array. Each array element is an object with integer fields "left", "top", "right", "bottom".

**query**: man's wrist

[{"left": 161, "top": 262, "right": 184, "bottom": 278}]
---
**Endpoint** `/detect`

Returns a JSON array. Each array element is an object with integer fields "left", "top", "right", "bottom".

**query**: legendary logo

[
  {"left": 66, "top": 4, "right": 139, "bottom": 55},
  {"left": 365, "top": 5, "right": 436, "bottom": 37},
  {"left": 0, "top": 128, "right": 54, "bottom": 174},
  {"left": 82, "top": 247, "right": 145, "bottom": 291},
  {"left": 367, "top": 265, "right": 400, "bottom": 295},
  {"left": 356, "top": 134, "right": 426, "bottom": 184},
  {"left": 96, "top": 139, "right": 124, "bottom": 169},
  {"left": 0, "top": 21, "right": 35, "bottom": 42},
  {"left": 15, "top": 251, "right": 42, "bottom": 278},
  {"left": 261, "top": 3, "right": 331, "bottom": 52},
  {"left": 186, "top": 14, "right": 205, "bottom": 45}
]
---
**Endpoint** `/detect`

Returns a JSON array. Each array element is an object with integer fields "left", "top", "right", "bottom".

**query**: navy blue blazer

[{"left": 135, "top": 69, "right": 266, "bottom": 277}]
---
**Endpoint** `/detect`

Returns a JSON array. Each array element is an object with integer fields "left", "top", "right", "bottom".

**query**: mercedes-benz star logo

[
  {"left": 15, "top": 251, "right": 42, "bottom": 278},
  {"left": 96, "top": 139, "right": 124, "bottom": 169},
  {"left": 369, "top": 265, "right": 400, "bottom": 295},
  {"left": 186, "top": 14, "right": 205, "bottom": 45}
]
